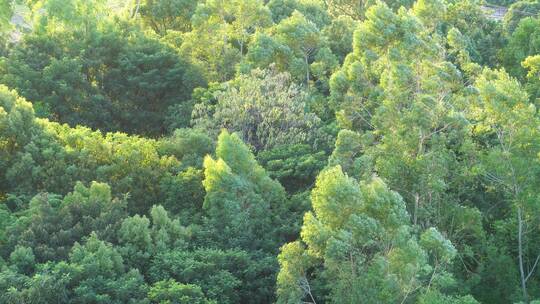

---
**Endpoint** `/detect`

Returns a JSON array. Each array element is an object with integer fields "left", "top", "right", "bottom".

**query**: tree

[
  {"left": 323, "top": 0, "right": 414, "bottom": 20},
  {"left": 0, "top": 85, "right": 37, "bottom": 198},
  {"left": 329, "top": 1, "right": 435, "bottom": 131},
  {"left": 192, "top": 68, "right": 322, "bottom": 152},
  {"left": 149, "top": 248, "right": 276, "bottom": 303},
  {"left": 277, "top": 166, "right": 460, "bottom": 303},
  {"left": 267, "top": 0, "right": 331, "bottom": 28},
  {"left": 330, "top": 1, "right": 477, "bottom": 230},
  {"left": 138, "top": 0, "right": 198, "bottom": 34},
  {"left": 323, "top": 0, "right": 371, "bottom": 19},
  {"left": 22, "top": 0, "right": 108, "bottom": 38},
  {"left": 417, "top": 290, "right": 480, "bottom": 304},
  {"left": 118, "top": 205, "right": 188, "bottom": 272},
  {"left": 1, "top": 0, "right": 540, "bottom": 302},
  {"left": 4, "top": 182, "right": 127, "bottom": 263},
  {"left": 329, "top": 6, "right": 487, "bottom": 294},
  {"left": 0, "top": 0, "right": 13, "bottom": 55},
  {"left": 444, "top": 0, "right": 506, "bottom": 68},
  {"left": 0, "top": 268, "right": 70, "bottom": 304},
  {"left": 1, "top": 2, "right": 205, "bottom": 135},
  {"left": 258, "top": 143, "right": 327, "bottom": 192},
  {"left": 0, "top": 0, "right": 12, "bottom": 31},
  {"left": 327, "top": 129, "right": 364, "bottom": 178},
  {"left": 202, "top": 130, "right": 288, "bottom": 250},
  {"left": 159, "top": 167, "right": 205, "bottom": 220},
  {"left": 57, "top": 233, "right": 148, "bottom": 303},
  {"left": 1, "top": 232, "right": 148, "bottom": 304},
  {"left": 226, "top": 0, "right": 273, "bottom": 55},
  {"left": 244, "top": 10, "right": 339, "bottom": 88},
  {"left": 0, "top": 87, "right": 211, "bottom": 217},
  {"left": 413, "top": 0, "right": 446, "bottom": 31},
  {"left": 118, "top": 214, "right": 152, "bottom": 271},
  {"left": 502, "top": 17, "right": 540, "bottom": 80},
  {"left": 180, "top": 0, "right": 272, "bottom": 82},
  {"left": 321, "top": 15, "right": 358, "bottom": 61},
  {"left": 9, "top": 246, "right": 35, "bottom": 275},
  {"left": 470, "top": 69, "right": 540, "bottom": 303},
  {"left": 274, "top": 11, "right": 322, "bottom": 85},
  {"left": 503, "top": 0, "right": 540, "bottom": 34},
  {"left": 148, "top": 280, "right": 212, "bottom": 304},
  {"left": 523, "top": 55, "right": 540, "bottom": 102},
  {"left": 158, "top": 128, "right": 214, "bottom": 167}
]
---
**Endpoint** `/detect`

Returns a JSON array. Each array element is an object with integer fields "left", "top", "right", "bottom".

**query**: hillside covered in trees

[{"left": 1, "top": 0, "right": 540, "bottom": 303}]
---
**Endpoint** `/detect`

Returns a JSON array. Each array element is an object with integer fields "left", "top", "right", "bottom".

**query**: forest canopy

[{"left": 1, "top": 0, "right": 540, "bottom": 303}]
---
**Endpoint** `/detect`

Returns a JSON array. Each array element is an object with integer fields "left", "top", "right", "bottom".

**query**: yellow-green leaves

[
  {"left": 0, "top": 0, "right": 12, "bottom": 28},
  {"left": 311, "top": 165, "right": 362, "bottom": 229},
  {"left": 202, "top": 130, "right": 287, "bottom": 251},
  {"left": 215, "top": 130, "right": 258, "bottom": 177},
  {"left": 279, "top": 165, "right": 457, "bottom": 303},
  {"left": 523, "top": 55, "right": 540, "bottom": 101},
  {"left": 276, "top": 241, "right": 316, "bottom": 303}
]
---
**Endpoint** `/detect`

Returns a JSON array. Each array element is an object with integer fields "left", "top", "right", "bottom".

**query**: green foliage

[
  {"left": 193, "top": 68, "right": 323, "bottom": 151},
  {"left": 322, "top": 15, "right": 358, "bottom": 61},
  {"left": 418, "top": 290, "right": 480, "bottom": 304},
  {"left": 202, "top": 130, "right": 288, "bottom": 250},
  {"left": 0, "top": 0, "right": 12, "bottom": 30},
  {"left": 330, "top": 1, "right": 433, "bottom": 130},
  {"left": 61, "top": 232, "right": 148, "bottom": 303},
  {"left": 159, "top": 167, "right": 205, "bottom": 219},
  {"left": 9, "top": 246, "right": 35, "bottom": 275},
  {"left": 325, "top": 0, "right": 415, "bottom": 20},
  {"left": 0, "top": 0, "right": 13, "bottom": 55},
  {"left": 444, "top": 0, "right": 506, "bottom": 68},
  {"left": 523, "top": 54, "right": 540, "bottom": 101},
  {"left": 487, "top": 0, "right": 519, "bottom": 6},
  {"left": 327, "top": 129, "right": 364, "bottom": 177},
  {"left": 118, "top": 205, "right": 188, "bottom": 272},
  {"left": 0, "top": 85, "right": 37, "bottom": 195},
  {"left": 180, "top": 0, "right": 272, "bottom": 82},
  {"left": 268, "top": 0, "right": 330, "bottom": 27},
  {"left": 158, "top": 128, "right": 214, "bottom": 167},
  {"left": 148, "top": 280, "right": 212, "bottom": 304},
  {"left": 2, "top": 0, "right": 540, "bottom": 302},
  {"left": 278, "top": 166, "right": 459, "bottom": 303},
  {"left": 502, "top": 17, "right": 540, "bottom": 80},
  {"left": 1, "top": 5, "right": 205, "bottom": 135},
  {"left": 246, "top": 10, "right": 339, "bottom": 87},
  {"left": 0, "top": 89, "right": 212, "bottom": 215},
  {"left": 503, "top": 0, "right": 540, "bottom": 34},
  {"left": 469, "top": 68, "right": 540, "bottom": 302},
  {"left": 4, "top": 182, "right": 127, "bottom": 262},
  {"left": 258, "top": 143, "right": 327, "bottom": 192},
  {"left": 149, "top": 248, "right": 275, "bottom": 303},
  {"left": 139, "top": 0, "right": 198, "bottom": 34}
]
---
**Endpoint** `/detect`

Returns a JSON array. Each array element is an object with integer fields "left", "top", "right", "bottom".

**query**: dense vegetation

[{"left": 1, "top": 0, "right": 540, "bottom": 303}]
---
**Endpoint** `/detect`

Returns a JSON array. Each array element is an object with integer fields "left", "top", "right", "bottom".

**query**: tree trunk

[
  {"left": 305, "top": 54, "right": 310, "bottom": 87},
  {"left": 413, "top": 193, "right": 419, "bottom": 226},
  {"left": 240, "top": 39, "right": 244, "bottom": 56},
  {"left": 518, "top": 207, "right": 529, "bottom": 303},
  {"left": 131, "top": 0, "right": 141, "bottom": 19}
]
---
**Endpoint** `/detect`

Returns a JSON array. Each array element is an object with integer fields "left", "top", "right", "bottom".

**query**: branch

[
  {"left": 299, "top": 276, "right": 317, "bottom": 304},
  {"left": 131, "top": 0, "right": 141, "bottom": 19},
  {"left": 525, "top": 254, "right": 540, "bottom": 283}
]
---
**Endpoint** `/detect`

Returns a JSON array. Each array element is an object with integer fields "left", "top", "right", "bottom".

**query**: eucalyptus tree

[
  {"left": 277, "top": 166, "right": 467, "bottom": 303},
  {"left": 180, "top": 0, "right": 272, "bottom": 82},
  {"left": 523, "top": 55, "right": 540, "bottom": 101},
  {"left": 470, "top": 69, "right": 540, "bottom": 303},
  {"left": 0, "top": 0, "right": 13, "bottom": 54}
]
